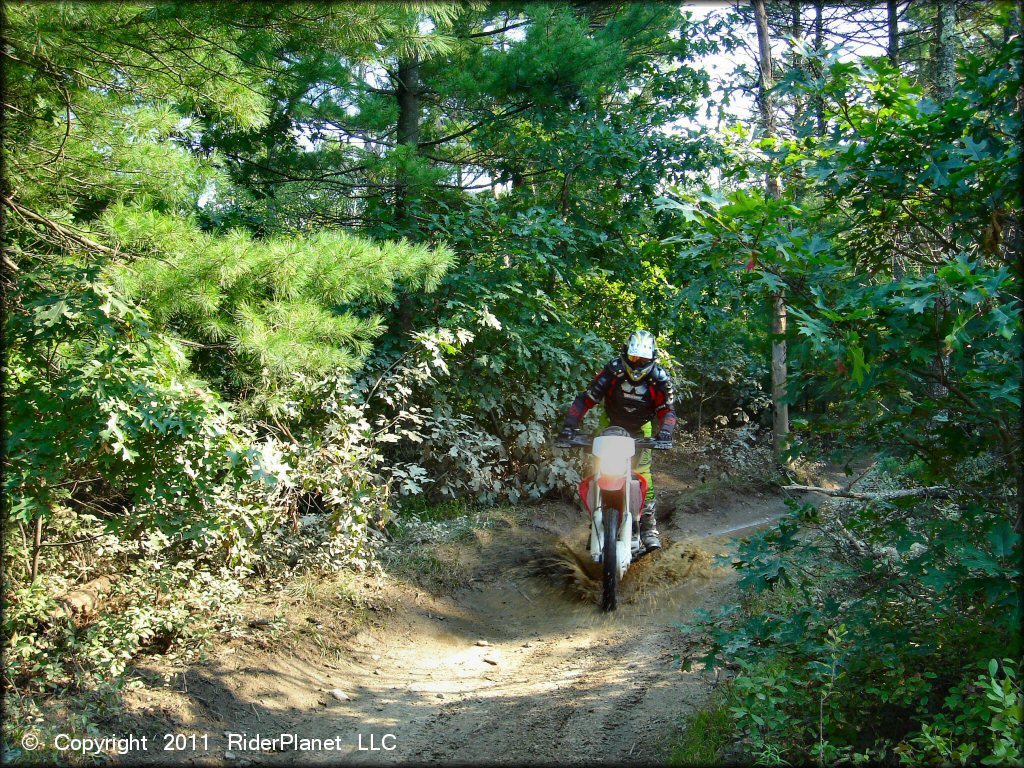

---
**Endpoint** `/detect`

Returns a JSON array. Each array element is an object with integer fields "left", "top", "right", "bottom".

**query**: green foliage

[
  {"left": 102, "top": 204, "right": 454, "bottom": 413},
  {"left": 686, "top": 459, "right": 1021, "bottom": 765},
  {"left": 3, "top": 0, "right": 460, "bottom": 603},
  {"left": 2, "top": 255, "right": 394, "bottom": 720},
  {"left": 3, "top": 559, "right": 245, "bottom": 692},
  {"left": 4, "top": 3, "right": 269, "bottom": 219},
  {"left": 4, "top": 260, "right": 252, "bottom": 541},
  {"left": 667, "top": 690, "right": 735, "bottom": 766},
  {"left": 357, "top": 287, "right": 611, "bottom": 504},
  {"left": 258, "top": 371, "right": 396, "bottom": 564},
  {"left": 660, "top": 27, "right": 1022, "bottom": 481},
  {"left": 667, "top": 276, "right": 773, "bottom": 427},
  {"left": 896, "top": 658, "right": 1023, "bottom": 766},
  {"left": 207, "top": 2, "right": 708, "bottom": 240},
  {"left": 2, "top": 555, "right": 248, "bottom": 766},
  {"left": 351, "top": 325, "right": 558, "bottom": 505},
  {"left": 4, "top": 0, "right": 458, "bottom": 418}
]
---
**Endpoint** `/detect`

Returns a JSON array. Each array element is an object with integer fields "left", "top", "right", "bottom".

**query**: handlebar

[{"left": 555, "top": 434, "right": 672, "bottom": 450}]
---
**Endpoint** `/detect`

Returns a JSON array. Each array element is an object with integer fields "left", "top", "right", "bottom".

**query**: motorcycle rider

[{"left": 556, "top": 330, "right": 676, "bottom": 550}]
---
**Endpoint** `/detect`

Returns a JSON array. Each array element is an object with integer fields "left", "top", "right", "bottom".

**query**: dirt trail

[{"left": 120, "top": 446, "right": 837, "bottom": 766}]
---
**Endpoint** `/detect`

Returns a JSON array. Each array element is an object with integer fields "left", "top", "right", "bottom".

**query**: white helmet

[{"left": 623, "top": 330, "right": 656, "bottom": 381}]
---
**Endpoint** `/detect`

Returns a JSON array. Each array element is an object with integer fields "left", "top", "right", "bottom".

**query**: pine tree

[{"left": 3, "top": 3, "right": 455, "bottom": 412}]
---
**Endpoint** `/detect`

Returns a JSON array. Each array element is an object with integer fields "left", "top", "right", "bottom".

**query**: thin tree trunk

[
  {"left": 813, "top": 0, "right": 825, "bottom": 136},
  {"left": 789, "top": 1, "right": 803, "bottom": 123},
  {"left": 753, "top": 0, "right": 780, "bottom": 200},
  {"left": 887, "top": 0, "right": 900, "bottom": 67},
  {"left": 888, "top": 2, "right": 905, "bottom": 280},
  {"left": 18, "top": 522, "right": 32, "bottom": 581},
  {"left": 753, "top": 0, "right": 790, "bottom": 462},
  {"left": 936, "top": 0, "right": 956, "bottom": 101},
  {"left": 931, "top": 0, "right": 956, "bottom": 405},
  {"left": 771, "top": 294, "right": 789, "bottom": 457},
  {"left": 789, "top": 0, "right": 805, "bottom": 181},
  {"left": 395, "top": 53, "right": 421, "bottom": 226},
  {"left": 31, "top": 516, "right": 43, "bottom": 582}
]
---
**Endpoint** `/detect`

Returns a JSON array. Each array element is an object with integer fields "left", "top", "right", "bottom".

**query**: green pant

[{"left": 598, "top": 414, "right": 655, "bottom": 502}]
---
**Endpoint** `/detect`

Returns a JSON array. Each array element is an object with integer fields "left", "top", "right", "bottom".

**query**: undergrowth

[
  {"left": 378, "top": 502, "right": 523, "bottom": 594},
  {"left": 667, "top": 688, "right": 735, "bottom": 766},
  {"left": 676, "top": 457, "right": 1022, "bottom": 766}
]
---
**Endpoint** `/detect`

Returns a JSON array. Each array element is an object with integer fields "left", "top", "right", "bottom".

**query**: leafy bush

[
  {"left": 2, "top": 261, "right": 404, "bottom": 748},
  {"left": 664, "top": 277, "right": 773, "bottom": 430},
  {"left": 4, "top": 262, "right": 259, "bottom": 563},
  {"left": 685, "top": 461, "right": 1021, "bottom": 765},
  {"left": 897, "top": 658, "right": 1022, "bottom": 766},
  {"left": 251, "top": 370, "right": 398, "bottom": 570},
  {"left": 353, "top": 323, "right": 594, "bottom": 505},
  {"left": 2, "top": 555, "right": 248, "bottom": 766}
]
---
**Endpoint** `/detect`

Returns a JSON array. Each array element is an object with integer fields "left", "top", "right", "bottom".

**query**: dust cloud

[{"left": 532, "top": 539, "right": 716, "bottom": 606}]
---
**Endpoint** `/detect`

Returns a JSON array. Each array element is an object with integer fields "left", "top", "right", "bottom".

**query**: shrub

[{"left": 684, "top": 459, "right": 1021, "bottom": 765}]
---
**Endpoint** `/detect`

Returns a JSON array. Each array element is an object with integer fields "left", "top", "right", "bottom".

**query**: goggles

[{"left": 627, "top": 354, "right": 652, "bottom": 366}]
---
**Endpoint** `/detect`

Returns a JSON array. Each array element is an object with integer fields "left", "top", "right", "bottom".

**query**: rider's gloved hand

[
  {"left": 556, "top": 426, "right": 576, "bottom": 446},
  {"left": 656, "top": 429, "right": 672, "bottom": 444}
]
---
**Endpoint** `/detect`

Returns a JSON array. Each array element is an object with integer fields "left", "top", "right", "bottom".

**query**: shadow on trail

[
  {"left": 125, "top": 617, "right": 702, "bottom": 767},
  {"left": 116, "top": 484, "right": 792, "bottom": 766}
]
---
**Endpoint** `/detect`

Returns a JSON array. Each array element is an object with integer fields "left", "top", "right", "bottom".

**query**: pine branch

[
  {"left": 464, "top": 20, "right": 530, "bottom": 38},
  {"left": 416, "top": 102, "right": 534, "bottom": 149}
]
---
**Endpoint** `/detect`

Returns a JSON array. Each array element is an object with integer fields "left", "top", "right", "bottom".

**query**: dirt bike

[{"left": 555, "top": 426, "right": 672, "bottom": 611}]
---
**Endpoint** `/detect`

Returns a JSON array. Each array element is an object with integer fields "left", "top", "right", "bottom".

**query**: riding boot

[{"left": 640, "top": 501, "right": 661, "bottom": 550}]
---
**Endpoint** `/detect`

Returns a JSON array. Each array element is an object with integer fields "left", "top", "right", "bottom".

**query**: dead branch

[
  {"left": 782, "top": 484, "right": 952, "bottom": 501},
  {"left": 2, "top": 196, "right": 117, "bottom": 256}
]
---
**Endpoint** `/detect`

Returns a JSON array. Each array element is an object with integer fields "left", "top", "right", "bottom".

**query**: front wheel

[{"left": 602, "top": 508, "right": 618, "bottom": 612}]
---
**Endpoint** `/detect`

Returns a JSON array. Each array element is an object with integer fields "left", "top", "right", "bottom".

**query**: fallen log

[
  {"left": 782, "top": 485, "right": 952, "bottom": 501},
  {"left": 48, "top": 574, "right": 118, "bottom": 620}
]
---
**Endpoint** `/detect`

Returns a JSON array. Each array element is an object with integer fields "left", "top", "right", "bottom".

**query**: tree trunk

[
  {"left": 395, "top": 53, "right": 421, "bottom": 226},
  {"left": 789, "top": 0, "right": 805, "bottom": 147},
  {"left": 931, "top": 0, "right": 956, "bottom": 406},
  {"left": 771, "top": 293, "right": 789, "bottom": 458},
  {"left": 753, "top": 0, "right": 780, "bottom": 199},
  {"left": 393, "top": 53, "right": 421, "bottom": 333},
  {"left": 813, "top": 0, "right": 825, "bottom": 136},
  {"left": 559, "top": 169, "right": 572, "bottom": 216},
  {"left": 886, "top": 0, "right": 900, "bottom": 67},
  {"left": 753, "top": 0, "right": 790, "bottom": 462},
  {"left": 31, "top": 516, "right": 43, "bottom": 582},
  {"left": 788, "top": 1, "right": 807, "bottom": 185},
  {"left": 888, "top": 2, "right": 904, "bottom": 279},
  {"left": 935, "top": 0, "right": 956, "bottom": 101}
]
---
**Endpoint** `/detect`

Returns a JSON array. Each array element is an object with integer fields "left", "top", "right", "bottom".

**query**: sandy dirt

[{"left": 115, "top": 443, "right": 838, "bottom": 767}]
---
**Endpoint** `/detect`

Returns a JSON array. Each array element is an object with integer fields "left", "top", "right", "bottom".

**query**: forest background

[{"left": 2, "top": 1, "right": 1021, "bottom": 765}]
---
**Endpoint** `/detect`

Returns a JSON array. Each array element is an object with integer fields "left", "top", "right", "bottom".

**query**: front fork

[{"left": 589, "top": 508, "right": 603, "bottom": 562}]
